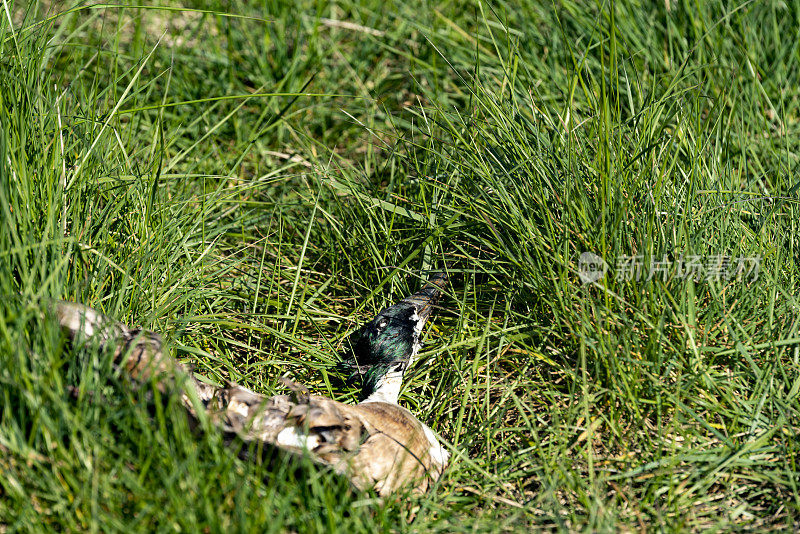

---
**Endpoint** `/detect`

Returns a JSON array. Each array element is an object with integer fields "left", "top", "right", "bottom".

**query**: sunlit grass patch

[{"left": 2, "top": 0, "right": 799, "bottom": 530}]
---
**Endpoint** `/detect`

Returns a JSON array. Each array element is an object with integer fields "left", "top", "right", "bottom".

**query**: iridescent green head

[
  {"left": 339, "top": 273, "right": 448, "bottom": 401},
  {"left": 342, "top": 303, "right": 420, "bottom": 397}
]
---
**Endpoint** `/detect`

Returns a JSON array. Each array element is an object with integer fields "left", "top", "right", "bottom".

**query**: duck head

[{"left": 340, "top": 272, "right": 447, "bottom": 403}]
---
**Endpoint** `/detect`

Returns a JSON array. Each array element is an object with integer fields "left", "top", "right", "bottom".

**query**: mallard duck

[{"left": 55, "top": 273, "right": 449, "bottom": 496}]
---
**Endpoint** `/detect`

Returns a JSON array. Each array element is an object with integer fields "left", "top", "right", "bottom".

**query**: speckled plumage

[{"left": 54, "top": 273, "right": 449, "bottom": 497}]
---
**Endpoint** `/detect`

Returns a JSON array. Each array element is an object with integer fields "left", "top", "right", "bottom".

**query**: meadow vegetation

[{"left": 2, "top": 0, "right": 800, "bottom": 530}]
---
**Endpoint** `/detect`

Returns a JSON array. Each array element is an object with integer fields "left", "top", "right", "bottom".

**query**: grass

[{"left": 2, "top": 0, "right": 800, "bottom": 530}]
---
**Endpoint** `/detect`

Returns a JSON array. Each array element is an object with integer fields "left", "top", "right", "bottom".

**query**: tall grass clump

[{"left": 2, "top": 0, "right": 800, "bottom": 531}]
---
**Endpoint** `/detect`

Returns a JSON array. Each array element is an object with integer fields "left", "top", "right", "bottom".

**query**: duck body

[
  {"left": 214, "top": 385, "right": 448, "bottom": 495},
  {"left": 54, "top": 273, "right": 449, "bottom": 497}
]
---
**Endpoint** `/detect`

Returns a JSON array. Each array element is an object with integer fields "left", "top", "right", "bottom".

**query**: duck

[{"left": 55, "top": 273, "right": 450, "bottom": 497}]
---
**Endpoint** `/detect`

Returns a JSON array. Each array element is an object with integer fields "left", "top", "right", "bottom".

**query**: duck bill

[{"left": 401, "top": 272, "right": 448, "bottom": 324}]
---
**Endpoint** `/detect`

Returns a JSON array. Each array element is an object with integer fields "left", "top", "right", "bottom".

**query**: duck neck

[
  {"left": 359, "top": 336, "right": 421, "bottom": 404},
  {"left": 361, "top": 369, "right": 404, "bottom": 404}
]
